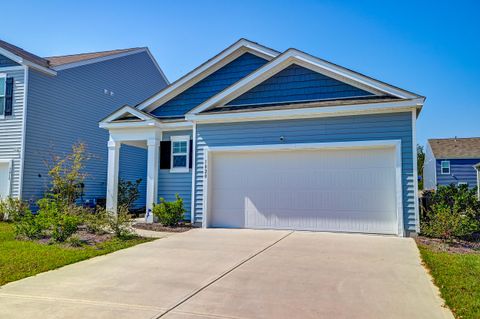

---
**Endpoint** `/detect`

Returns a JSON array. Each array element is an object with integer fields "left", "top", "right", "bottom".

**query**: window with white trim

[
  {"left": 0, "top": 75, "right": 6, "bottom": 116},
  {"left": 170, "top": 136, "right": 189, "bottom": 173},
  {"left": 458, "top": 182, "right": 468, "bottom": 186},
  {"left": 441, "top": 160, "right": 450, "bottom": 174}
]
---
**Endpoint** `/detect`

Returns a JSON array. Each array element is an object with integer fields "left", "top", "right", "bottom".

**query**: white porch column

[
  {"left": 145, "top": 138, "right": 160, "bottom": 223},
  {"left": 106, "top": 139, "right": 121, "bottom": 214}
]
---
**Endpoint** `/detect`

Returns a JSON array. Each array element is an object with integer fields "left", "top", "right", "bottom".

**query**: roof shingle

[{"left": 428, "top": 138, "right": 480, "bottom": 159}]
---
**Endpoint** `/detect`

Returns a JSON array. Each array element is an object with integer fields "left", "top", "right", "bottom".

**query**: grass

[
  {"left": 0, "top": 222, "right": 152, "bottom": 286},
  {"left": 418, "top": 244, "right": 480, "bottom": 319}
]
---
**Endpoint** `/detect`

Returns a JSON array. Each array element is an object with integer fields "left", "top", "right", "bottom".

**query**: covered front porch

[{"left": 99, "top": 105, "right": 193, "bottom": 223}]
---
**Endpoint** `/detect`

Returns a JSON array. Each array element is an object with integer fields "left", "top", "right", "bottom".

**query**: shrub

[
  {"left": 421, "top": 204, "right": 479, "bottom": 240},
  {"left": 421, "top": 184, "right": 480, "bottom": 240},
  {"left": 118, "top": 178, "right": 142, "bottom": 212},
  {"left": 13, "top": 212, "right": 46, "bottom": 240},
  {"left": 46, "top": 142, "right": 90, "bottom": 206},
  {"left": 36, "top": 198, "right": 82, "bottom": 242},
  {"left": 153, "top": 194, "right": 185, "bottom": 227},
  {"left": 104, "top": 205, "right": 132, "bottom": 238},
  {"left": 0, "top": 197, "right": 30, "bottom": 221},
  {"left": 83, "top": 207, "right": 109, "bottom": 234}
]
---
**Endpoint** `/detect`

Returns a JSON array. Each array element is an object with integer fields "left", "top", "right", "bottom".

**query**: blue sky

[{"left": 2, "top": 0, "right": 479, "bottom": 145}]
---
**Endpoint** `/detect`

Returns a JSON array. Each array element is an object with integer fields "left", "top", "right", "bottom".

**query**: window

[
  {"left": 458, "top": 182, "right": 468, "bottom": 186},
  {"left": 170, "top": 136, "right": 189, "bottom": 173},
  {"left": 441, "top": 160, "right": 450, "bottom": 174},
  {"left": 0, "top": 75, "right": 5, "bottom": 116}
]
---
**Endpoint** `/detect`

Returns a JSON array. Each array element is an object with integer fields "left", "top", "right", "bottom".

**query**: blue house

[
  {"left": 100, "top": 39, "right": 425, "bottom": 237},
  {"left": 0, "top": 40, "right": 168, "bottom": 206},
  {"left": 424, "top": 138, "right": 480, "bottom": 194}
]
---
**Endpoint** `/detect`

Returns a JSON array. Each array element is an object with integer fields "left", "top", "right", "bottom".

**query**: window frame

[
  {"left": 170, "top": 135, "right": 190, "bottom": 173},
  {"left": 0, "top": 74, "right": 6, "bottom": 118},
  {"left": 440, "top": 160, "right": 450, "bottom": 175}
]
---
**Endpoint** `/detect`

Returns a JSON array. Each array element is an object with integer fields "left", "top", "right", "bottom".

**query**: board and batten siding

[
  {"left": 0, "top": 67, "right": 26, "bottom": 198},
  {"left": 435, "top": 158, "right": 479, "bottom": 188},
  {"left": 195, "top": 112, "right": 416, "bottom": 233},
  {"left": 22, "top": 52, "right": 168, "bottom": 205}
]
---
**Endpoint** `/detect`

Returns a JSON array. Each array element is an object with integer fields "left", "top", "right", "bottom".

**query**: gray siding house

[
  {"left": 101, "top": 39, "right": 424, "bottom": 237},
  {"left": 0, "top": 40, "right": 168, "bottom": 206},
  {"left": 424, "top": 138, "right": 480, "bottom": 195}
]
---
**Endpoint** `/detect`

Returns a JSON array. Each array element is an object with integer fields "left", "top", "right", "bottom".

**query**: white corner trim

[
  {"left": 52, "top": 48, "right": 149, "bottom": 71},
  {"left": 411, "top": 109, "right": 420, "bottom": 233},
  {"left": 137, "top": 39, "right": 279, "bottom": 113},
  {"left": 201, "top": 139, "right": 404, "bottom": 236},
  {"left": 0, "top": 47, "right": 56, "bottom": 76},
  {"left": 18, "top": 66, "right": 29, "bottom": 199},
  {"left": 188, "top": 48, "right": 422, "bottom": 115},
  {"left": 190, "top": 121, "right": 197, "bottom": 223},
  {"left": 186, "top": 99, "right": 424, "bottom": 123}
]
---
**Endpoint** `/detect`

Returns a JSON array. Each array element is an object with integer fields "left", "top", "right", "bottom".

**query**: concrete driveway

[{"left": 0, "top": 229, "right": 453, "bottom": 319}]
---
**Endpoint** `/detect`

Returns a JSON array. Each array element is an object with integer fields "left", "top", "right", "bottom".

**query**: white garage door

[
  {"left": 208, "top": 147, "right": 399, "bottom": 234},
  {"left": 0, "top": 161, "right": 11, "bottom": 199}
]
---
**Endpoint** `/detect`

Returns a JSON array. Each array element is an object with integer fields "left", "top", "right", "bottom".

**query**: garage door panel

[{"left": 209, "top": 147, "right": 398, "bottom": 234}]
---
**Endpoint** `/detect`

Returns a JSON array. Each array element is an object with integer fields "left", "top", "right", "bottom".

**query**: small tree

[
  {"left": 46, "top": 143, "right": 89, "bottom": 205},
  {"left": 118, "top": 178, "right": 142, "bottom": 211}
]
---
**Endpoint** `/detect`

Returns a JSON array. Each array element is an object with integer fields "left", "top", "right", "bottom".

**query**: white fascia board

[
  {"left": 99, "top": 118, "right": 192, "bottom": 131},
  {"left": 137, "top": 39, "right": 279, "bottom": 113},
  {"left": 188, "top": 49, "right": 423, "bottom": 115},
  {"left": 0, "top": 47, "right": 56, "bottom": 76},
  {"left": 52, "top": 48, "right": 148, "bottom": 71},
  {"left": 100, "top": 105, "right": 156, "bottom": 124},
  {"left": 186, "top": 98, "right": 424, "bottom": 123}
]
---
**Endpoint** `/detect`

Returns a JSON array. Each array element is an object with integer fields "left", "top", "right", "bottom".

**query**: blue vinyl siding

[
  {"left": 435, "top": 158, "right": 479, "bottom": 188},
  {"left": 119, "top": 145, "right": 147, "bottom": 208},
  {"left": 22, "top": 51, "right": 168, "bottom": 206},
  {"left": 228, "top": 64, "right": 374, "bottom": 106},
  {"left": 195, "top": 112, "right": 416, "bottom": 233},
  {"left": 151, "top": 53, "right": 268, "bottom": 117},
  {"left": 0, "top": 54, "right": 19, "bottom": 67},
  {"left": 159, "top": 130, "right": 193, "bottom": 220}
]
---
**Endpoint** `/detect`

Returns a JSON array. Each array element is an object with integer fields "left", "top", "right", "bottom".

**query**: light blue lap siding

[
  {"left": 195, "top": 112, "right": 416, "bottom": 233},
  {"left": 159, "top": 130, "right": 193, "bottom": 220},
  {"left": 227, "top": 64, "right": 374, "bottom": 106},
  {"left": 23, "top": 51, "right": 167, "bottom": 206},
  {"left": 119, "top": 145, "right": 147, "bottom": 208},
  {"left": 0, "top": 54, "right": 19, "bottom": 67},
  {"left": 151, "top": 53, "right": 268, "bottom": 117},
  {"left": 436, "top": 158, "right": 479, "bottom": 188}
]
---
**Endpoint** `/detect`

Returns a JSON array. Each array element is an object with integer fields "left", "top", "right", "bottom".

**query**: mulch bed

[
  {"left": 416, "top": 236, "right": 480, "bottom": 254},
  {"left": 132, "top": 222, "right": 193, "bottom": 233}
]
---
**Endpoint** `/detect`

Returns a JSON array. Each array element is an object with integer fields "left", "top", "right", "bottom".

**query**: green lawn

[
  {"left": 418, "top": 245, "right": 480, "bottom": 319},
  {"left": 0, "top": 222, "right": 152, "bottom": 286}
]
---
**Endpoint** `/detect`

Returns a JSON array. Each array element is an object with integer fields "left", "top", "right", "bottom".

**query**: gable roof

[
  {"left": 0, "top": 40, "right": 49, "bottom": 67},
  {"left": 45, "top": 48, "right": 142, "bottom": 67},
  {"left": 428, "top": 138, "right": 480, "bottom": 159},
  {"left": 188, "top": 48, "right": 423, "bottom": 115},
  {"left": 136, "top": 38, "right": 280, "bottom": 113},
  {"left": 0, "top": 39, "right": 166, "bottom": 81}
]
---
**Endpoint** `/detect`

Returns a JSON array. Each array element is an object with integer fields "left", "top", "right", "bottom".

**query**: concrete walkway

[{"left": 0, "top": 229, "right": 453, "bottom": 319}]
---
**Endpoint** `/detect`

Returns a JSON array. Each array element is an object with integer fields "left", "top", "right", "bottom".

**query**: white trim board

[
  {"left": 201, "top": 139, "right": 405, "bottom": 236},
  {"left": 0, "top": 47, "right": 56, "bottom": 76},
  {"left": 0, "top": 159, "right": 13, "bottom": 198},
  {"left": 137, "top": 39, "right": 279, "bottom": 113},
  {"left": 189, "top": 49, "right": 422, "bottom": 115},
  {"left": 18, "top": 66, "right": 29, "bottom": 199},
  {"left": 186, "top": 99, "right": 424, "bottom": 123}
]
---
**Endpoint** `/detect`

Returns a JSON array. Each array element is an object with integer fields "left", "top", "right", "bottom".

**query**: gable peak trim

[{"left": 136, "top": 38, "right": 280, "bottom": 113}]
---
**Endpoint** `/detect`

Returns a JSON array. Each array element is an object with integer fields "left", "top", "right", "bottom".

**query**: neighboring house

[
  {"left": 100, "top": 39, "right": 425, "bottom": 237},
  {"left": 424, "top": 138, "right": 480, "bottom": 194},
  {"left": 0, "top": 40, "right": 168, "bottom": 207}
]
